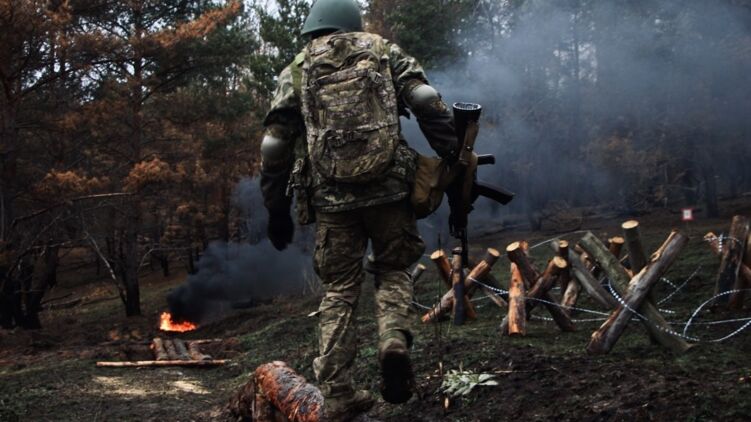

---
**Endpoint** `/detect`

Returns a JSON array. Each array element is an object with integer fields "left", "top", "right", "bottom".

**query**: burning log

[
  {"left": 159, "top": 312, "right": 198, "bottom": 333},
  {"left": 188, "top": 341, "right": 212, "bottom": 361},
  {"left": 579, "top": 232, "right": 692, "bottom": 354},
  {"left": 506, "top": 263, "right": 526, "bottom": 336},
  {"left": 714, "top": 216, "right": 750, "bottom": 308},
  {"left": 97, "top": 360, "right": 227, "bottom": 367},
  {"left": 173, "top": 339, "right": 192, "bottom": 361},
  {"left": 504, "top": 243, "right": 575, "bottom": 332},
  {"left": 254, "top": 361, "right": 323, "bottom": 422},
  {"left": 151, "top": 337, "right": 169, "bottom": 361},
  {"left": 587, "top": 230, "right": 689, "bottom": 354}
]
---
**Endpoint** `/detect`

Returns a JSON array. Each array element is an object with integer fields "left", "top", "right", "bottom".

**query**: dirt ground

[{"left": 2, "top": 202, "right": 751, "bottom": 421}]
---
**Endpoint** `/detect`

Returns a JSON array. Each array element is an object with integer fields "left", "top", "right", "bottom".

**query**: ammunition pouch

[{"left": 410, "top": 154, "right": 456, "bottom": 219}]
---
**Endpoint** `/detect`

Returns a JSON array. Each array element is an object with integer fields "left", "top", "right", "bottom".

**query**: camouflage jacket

[{"left": 262, "top": 32, "right": 452, "bottom": 216}]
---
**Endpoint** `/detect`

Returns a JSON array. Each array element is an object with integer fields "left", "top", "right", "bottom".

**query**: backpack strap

[{"left": 290, "top": 51, "right": 306, "bottom": 97}]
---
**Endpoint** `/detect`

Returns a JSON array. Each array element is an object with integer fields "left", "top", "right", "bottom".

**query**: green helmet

[{"left": 301, "top": 0, "right": 363, "bottom": 36}]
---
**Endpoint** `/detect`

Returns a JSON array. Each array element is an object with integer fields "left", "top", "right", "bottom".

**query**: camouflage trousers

[{"left": 312, "top": 200, "right": 425, "bottom": 398}]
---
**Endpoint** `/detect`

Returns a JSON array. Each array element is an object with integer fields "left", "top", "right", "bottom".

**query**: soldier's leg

[
  {"left": 312, "top": 210, "right": 368, "bottom": 399},
  {"left": 365, "top": 200, "right": 425, "bottom": 403}
]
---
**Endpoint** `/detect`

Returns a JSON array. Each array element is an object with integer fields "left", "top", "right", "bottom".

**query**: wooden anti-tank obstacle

[
  {"left": 704, "top": 215, "right": 751, "bottom": 310},
  {"left": 420, "top": 248, "right": 507, "bottom": 323},
  {"left": 579, "top": 231, "right": 692, "bottom": 354}
]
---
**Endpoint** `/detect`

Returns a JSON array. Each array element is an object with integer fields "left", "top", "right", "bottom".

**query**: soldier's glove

[{"left": 267, "top": 213, "right": 294, "bottom": 251}]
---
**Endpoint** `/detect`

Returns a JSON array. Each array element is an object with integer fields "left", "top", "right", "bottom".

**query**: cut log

[
  {"left": 410, "top": 263, "right": 427, "bottom": 285},
  {"left": 97, "top": 360, "right": 227, "bottom": 367},
  {"left": 622, "top": 220, "right": 654, "bottom": 316},
  {"left": 163, "top": 339, "right": 179, "bottom": 360},
  {"left": 188, "top": 341, "right": 212, "bottom": 361},
  {"left": 506, "top": 263, "right": 526, "bottom": 336},
  {"left": 503, "top": 249, "right": 574, "bottom": 332},
  {"left": 526, "top": 257, "right": 568, "bottom": 313},
  {"left": 608, "top": 237, "right": 626, "bottom": 259},
  {"left": 421, "top": 290, "right": 454, "bottom": 324},
  {"left": 466, "top": 248, "right": 501, "bottom": 285},
  {"left": 464, "top": 248, "right": 507, "bottom": 309},
  {"left": 716, "top": 216, "right": 750, "bottom": 306},
  {"left": 557, "top": 240, "right": 571, "bottom": 292},
  {"left": 421, "top": 249, "right": 503, "bottom": 323},
  {"left": 151, "top": 337, "right": 169, "bottom": 361},
  {"left": 551, "top": 240, "right": 616, "bottom": 309},
  {"left": 420, "top": 286, "right": 477, "bottom": 323},
  {"left": 579, "top": 232, "right": 692, "bottom": 354},
  {"left": 622, "top": 221, "right": 647, "bottom": 273},
  {"left": 255, "top": 361, "right": 323, "bottom": 422},
  {"left": 587, "top": 230, "right": 689, "bottom": 354},
  {"left": 451, "top": 248, "right": 467, "bottom": 325},
  {"left": 173, "top": 339, "right": 192, "bottom": 361},
  {"left": 704, "top": 232, "right": 751, "bottom": 276},
  {"left": 506, "top": 242, "right": 538, "bottom": 288},
  {"left": 430, "top": 250, "right": 453, "bottom": 288},
  {"left": 561, "top": 279, "right": 581, "bottom": 316}
]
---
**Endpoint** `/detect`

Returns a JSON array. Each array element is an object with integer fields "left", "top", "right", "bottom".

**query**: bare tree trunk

[
  {"left": 123, "top": 205, "right": 141, "bottom": 316},
  {"left": 0, "top": 100, "right": 18, "bottom": 241},
  {"left": 702, "top": 164, "right": 719, "bottom": 218}
]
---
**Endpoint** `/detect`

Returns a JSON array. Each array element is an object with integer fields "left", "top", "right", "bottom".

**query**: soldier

[{"left": 259, "top": 0, "right": 457, "bottom": 419}]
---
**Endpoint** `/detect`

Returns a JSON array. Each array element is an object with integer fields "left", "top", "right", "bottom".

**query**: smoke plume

[
  {"left": 402, "top": 0, "right": 751, "bottom": 229},
  {"left": 167, "top": 178, "right": 314, "bottom": 324}
]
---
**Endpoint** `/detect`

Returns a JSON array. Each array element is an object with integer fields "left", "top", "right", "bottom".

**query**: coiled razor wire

[
  {"left": 413, "top": 273, "right": 751, "bottom": 344},
  {"left": 605, "top": 278, "right": 751, "bottom": 343},
  {"left": 412, "top": 228, "right": 751, "bottom": 343}
]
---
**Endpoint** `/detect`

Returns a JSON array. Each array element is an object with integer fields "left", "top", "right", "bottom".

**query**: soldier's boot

[
  {"left": 378, "top": 331, "right": 414, "bottom": 404},
  {"left": 322, "top": 390, "right": 375, "bottom": 422}
]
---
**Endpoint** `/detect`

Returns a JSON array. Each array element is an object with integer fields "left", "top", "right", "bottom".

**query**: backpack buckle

[{"left": 368, "top": 70, "right": 384, "bottom": 86}]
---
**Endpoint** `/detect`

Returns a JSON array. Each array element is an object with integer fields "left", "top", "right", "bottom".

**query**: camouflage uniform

[{"left": 261, "top": 32, "right": 456, "bottom": 400}]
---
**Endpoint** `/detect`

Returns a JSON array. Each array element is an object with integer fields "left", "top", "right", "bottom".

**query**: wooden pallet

[{"left": 96, "top": 337, "right": 227, "bottom": 368}]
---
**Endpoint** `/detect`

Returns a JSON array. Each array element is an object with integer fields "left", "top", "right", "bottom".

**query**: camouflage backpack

[{"left": 301, "top": 32, "right": 400, "bottom": 184}]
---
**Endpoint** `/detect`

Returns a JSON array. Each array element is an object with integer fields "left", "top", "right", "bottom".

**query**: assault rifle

[{"left": 447, "top": 102, "right": 514, "bottom": 325}]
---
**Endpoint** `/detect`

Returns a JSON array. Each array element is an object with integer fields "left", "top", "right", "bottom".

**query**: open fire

[{"left": 159, "top": 312, "right": 197, "bottom": 332}]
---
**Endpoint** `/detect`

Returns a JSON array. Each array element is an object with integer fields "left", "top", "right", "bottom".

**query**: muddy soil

[{"left": 2, "top": 203, "right": 751, "bottom": 421}]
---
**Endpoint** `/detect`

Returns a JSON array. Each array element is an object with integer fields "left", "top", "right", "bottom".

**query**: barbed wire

[{"left": 414, "top": 268, "right": 751, "bottom": 344}]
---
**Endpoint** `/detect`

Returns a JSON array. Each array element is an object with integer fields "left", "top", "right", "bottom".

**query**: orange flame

[{"left": 159, "top": 312, "right": 197, "bottom": 332}]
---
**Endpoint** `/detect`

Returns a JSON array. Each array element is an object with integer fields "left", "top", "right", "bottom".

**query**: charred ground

[{"left": 2, "top": 202, "right": 751, "bottom": 421}]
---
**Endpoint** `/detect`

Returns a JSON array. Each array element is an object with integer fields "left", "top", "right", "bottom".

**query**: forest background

[{"left": 1, "top": 0, "right": 750, "bottom": 325}]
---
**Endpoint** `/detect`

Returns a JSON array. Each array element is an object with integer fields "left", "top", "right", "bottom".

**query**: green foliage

[
  {"left": 249, "top": 0, "right": 311, "bottom": 95},
  {"left": 383, "top": 0, "right": 475, "bottom": 67},
  {"left": 440, "top": 369, "right": 499, "bottom": 397}
]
